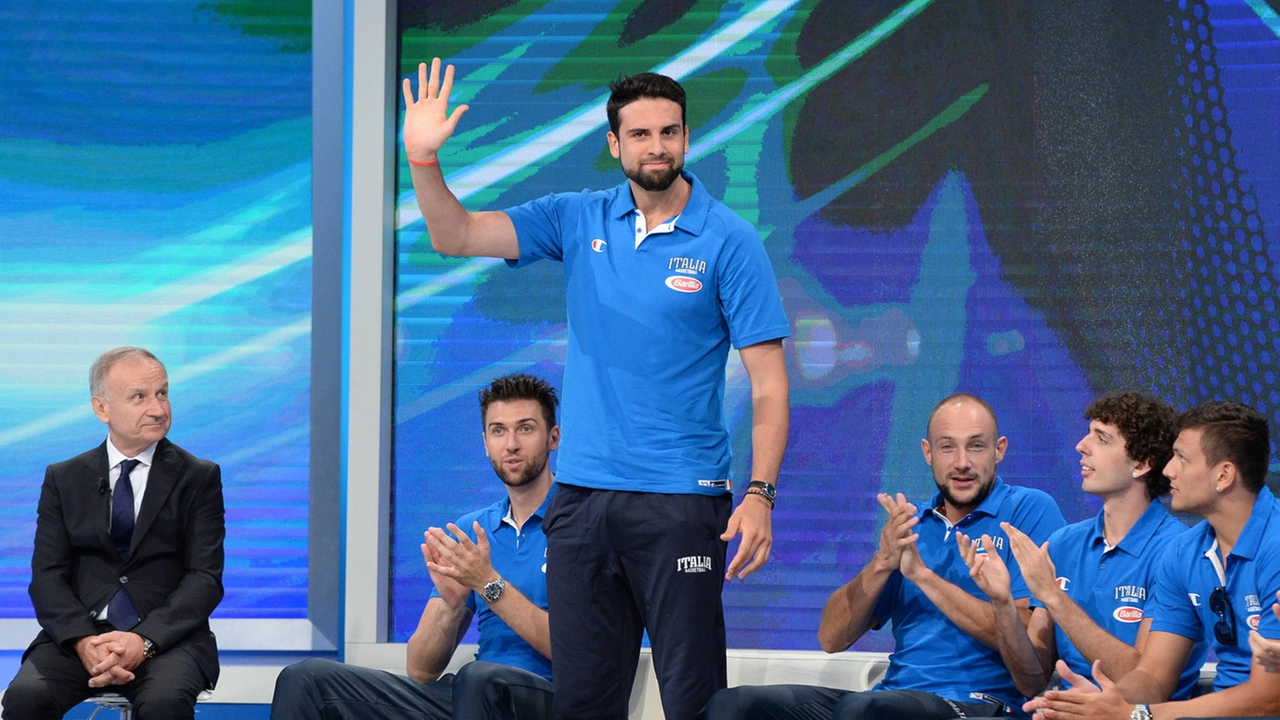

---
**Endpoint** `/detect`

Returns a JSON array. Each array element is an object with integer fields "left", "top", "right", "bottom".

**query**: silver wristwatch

[
  {"left": 481, "top": 577, "right": 506, "bottom": 604},
  {"left": 1129, "top": 705, "right": 1151, "bottom": 720}
]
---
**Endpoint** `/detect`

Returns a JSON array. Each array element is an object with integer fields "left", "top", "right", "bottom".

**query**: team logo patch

[
  {"left": 1057, "top": 577, "right": 1070, "bottom": 591},
  {"left": 677, "top": 555, "right": 713, "bottom": 573},
  {"left": 591, "top": 239, "right": 607, "bottom": 252},
  {"left": 665, "top": 275, "right": 702, "bottom": 293},
  {"left": 1113, "top": 606, "right": 1143, "bottom": 623},
  {"left": 1249, "top": 614, "right": 1262, "bottom": 630},
  {"left": 668, "top": 257, "right": 708, "bottom": 275}
]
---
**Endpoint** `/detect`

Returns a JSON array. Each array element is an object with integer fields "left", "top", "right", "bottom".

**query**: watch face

[
  {"left": 750, "top": 481, "right": 776, "bottom": 500},
  {"left": 483, "top": 579, "right": 505, "bottom": 603}
]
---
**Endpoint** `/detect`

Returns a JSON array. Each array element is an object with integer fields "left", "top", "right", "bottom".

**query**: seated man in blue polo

[
  {"left": 705, "top": 393, "right": 1066, "bottom": 719},
  {"left": 959, "top": 391, "right": 1207, "bottom": 702},
  {"left": 270, "top": 373, "right": 560, "bottom": 720},
  {"left": 1028, "top": 400, "right": 1280, "bottom": 719}
]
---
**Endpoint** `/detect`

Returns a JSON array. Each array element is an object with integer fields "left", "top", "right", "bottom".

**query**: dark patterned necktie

[{"left": 107, "top": 459, "right": 140, "bottom": 629}]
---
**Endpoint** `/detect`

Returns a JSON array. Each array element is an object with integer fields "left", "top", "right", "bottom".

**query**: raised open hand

[{"left": 402, "top": 57, "right": 470, "bottom": 164}]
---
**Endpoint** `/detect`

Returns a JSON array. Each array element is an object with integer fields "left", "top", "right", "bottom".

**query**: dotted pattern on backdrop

[{"left": 1160, "top": 0, "right": 1279, "bottom": 432}]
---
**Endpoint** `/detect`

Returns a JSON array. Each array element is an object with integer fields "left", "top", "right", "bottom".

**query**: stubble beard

[{"left": 491, "top": 452, "right": 549, "bottom": 488}]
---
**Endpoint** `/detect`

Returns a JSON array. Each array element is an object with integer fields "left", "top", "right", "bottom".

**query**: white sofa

[
  {"left": 627, "top": 648, "right": 890, "bottom": 719},
  {"left": 206, "top": 645, "right": 890, "bottom": 718},
  {"left": 156, "top": 646, "right": 1218, "bottom": 718}
]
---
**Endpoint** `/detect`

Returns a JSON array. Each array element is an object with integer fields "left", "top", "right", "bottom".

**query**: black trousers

[
  {"left": 545, "top": 484, "right": 732, "bottom": 720},
  {"left": 2, "top": 637, "right": 208, "bottom": 720},
  {"left": 269, "top": 658, "right": 553, "bottom": 720},
  {"left": 704, "top": 686, "right": 1009, "bottom": 720}
]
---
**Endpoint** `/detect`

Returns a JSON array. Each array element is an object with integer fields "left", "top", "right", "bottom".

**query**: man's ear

[
  {"left": 921, "top": 439, "right": 933, "bottom": 466},
  {"left": 91, "top": 395, "right": 110, "bottom": 424},
  {"left": 1214, "top": 461, "right": 1238, "bottom": 492},
  {"left": 607, "top": 131, "right": 620, "bottom": 159},
  {"left": 549, "top": 425, "right": 561, "bottom": 451},
  {"left": 994, "top": 436, "right": 1008, "bottom": 463}
]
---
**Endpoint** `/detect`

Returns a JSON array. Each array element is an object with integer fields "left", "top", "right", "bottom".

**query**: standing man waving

[{"left": 401, "top": 58, "right": 791, "bottom": 720}]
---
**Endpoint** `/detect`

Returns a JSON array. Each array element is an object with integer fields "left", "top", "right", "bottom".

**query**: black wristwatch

[
  {"left": 746, "top": 481, "right": 776, "bottom": 509},
  {"left": 481, "top": 577, "right": 506, "bottom": 604}
]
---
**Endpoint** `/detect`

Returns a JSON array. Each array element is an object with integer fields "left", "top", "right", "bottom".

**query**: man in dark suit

[{"left": 2, "top": 346, "right": 225, "bottom": 720}]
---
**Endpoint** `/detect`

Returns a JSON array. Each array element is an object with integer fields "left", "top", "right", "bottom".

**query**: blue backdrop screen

[
  {"left": 0, "top": 0, "right": 313, "bottom": 622},
  {"left": 390, "top": 0, "right": 1280, "bottom": 651}
]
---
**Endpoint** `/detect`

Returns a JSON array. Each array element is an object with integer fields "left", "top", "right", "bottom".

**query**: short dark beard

[
  {"left": 624, "top": 158, "right": 682, "bottom": 192},
  {"left": 936, "top": 476, "right": 995, "bottom": 513},
  {"left": 490, "top": 452, "right": 549, "bottom": 488}
]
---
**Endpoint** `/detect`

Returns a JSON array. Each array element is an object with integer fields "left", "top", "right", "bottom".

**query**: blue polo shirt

[
  {"left": 429, "top": 485, "right": 555, "bottom": 679},
  {"left": 872, "top": 478, "right": 1066, "bottom": 709},
  {"left": 505, "top": 171, "right": 789, "bottom": 495},
  {"left": 1150, "top": 488, "right": 1280, "bottom": 691},
  {"left": 1032, "top": 501, "right": 1205, "bottom": 699}
]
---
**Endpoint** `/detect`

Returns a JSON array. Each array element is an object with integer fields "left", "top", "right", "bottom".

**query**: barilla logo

[
  {"left": 1249, "top": 614, "right": 1262, "bottom": 630},
  {"left": 591, "top": 239, "right": 607, "bottom": 252},
  {"left": 665, "top": 276, "right": 702, "bottom": 293},
  {"left": 1113, "top": 606, "right": 1143, "bottom": 623}
]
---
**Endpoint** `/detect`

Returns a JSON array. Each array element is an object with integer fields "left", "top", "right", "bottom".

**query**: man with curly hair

[
  {"left": 960, "top": 391, "right": 1207, "bottom": 701},
  {"left": 1025, "top": 400, "right": 1280, "bottom": 719}
]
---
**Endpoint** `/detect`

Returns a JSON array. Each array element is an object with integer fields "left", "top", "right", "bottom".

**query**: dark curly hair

[
  {"left": 606, "top": 72, "right": 686, "bottom": 136},
  {"left": 478, "top": 373, "right": 559, "bottom": 430},
  {"left": 1085, "top": 391, "right": 1177, "bottom": 500},
  {"left": 1176, "top": 401, "right": 1271, "bottom": 493}
]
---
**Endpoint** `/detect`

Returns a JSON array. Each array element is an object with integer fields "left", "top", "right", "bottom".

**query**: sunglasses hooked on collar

[{"left": 1209, "top": 586, "right": 1237, "bottom": 646}]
